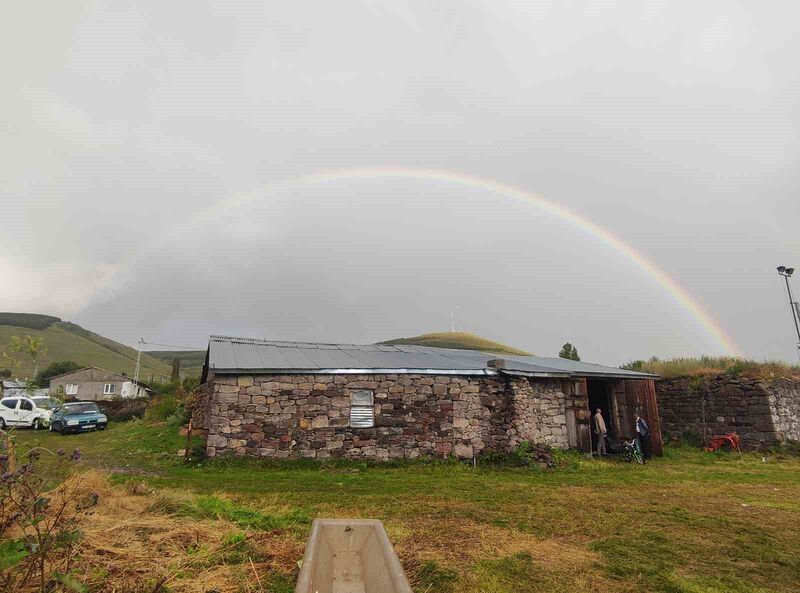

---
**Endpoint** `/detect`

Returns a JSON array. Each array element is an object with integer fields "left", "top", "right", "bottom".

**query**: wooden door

[
  {"left": 609, "top": 380, "right": 631, "bottom": 439},
  {"left": 623, "top": 379, "right": 663, "bottom": 456},
  {"left": 563, "top": 378, "right": 592, "bottom": 453}
]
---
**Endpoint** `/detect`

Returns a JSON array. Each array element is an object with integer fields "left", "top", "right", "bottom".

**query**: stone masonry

[
  {"left": 506, "top": 377, "right": 569, "bottom": 449},
  {"left": 203, "top": 373, "right": 569, "bottom": 460},
  {"left": 657, "top": 376, "right": 800, "bottom": 447}
]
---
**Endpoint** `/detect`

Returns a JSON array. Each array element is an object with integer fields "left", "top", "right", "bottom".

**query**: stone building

[
  {"left": 196, "top": 336, "right": 660, "bottom": 460},
  {"left": 657, "top": 375, "right": 800, "bottom": 448}
]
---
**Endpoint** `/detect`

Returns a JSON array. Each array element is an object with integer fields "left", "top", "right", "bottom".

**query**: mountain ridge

[
  {"left": 0, "top": 313, "right": 173, "bottom": 381},
  {"left": 1, "top": 314, "right": 530, "bottom": 379}
]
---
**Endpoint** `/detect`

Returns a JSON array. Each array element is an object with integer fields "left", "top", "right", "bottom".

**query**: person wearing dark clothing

[{"left": 634, "top": 413, "right": 652, "bottom": 460}]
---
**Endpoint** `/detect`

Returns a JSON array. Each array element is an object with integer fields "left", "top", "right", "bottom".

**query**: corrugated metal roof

[{"left": 206, "top": 335, "right": 656, "bottom": 379}]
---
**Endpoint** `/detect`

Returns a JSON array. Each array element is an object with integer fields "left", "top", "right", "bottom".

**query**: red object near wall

[{"left": 705, "top": 432, "right": 741, "bottom": 453}]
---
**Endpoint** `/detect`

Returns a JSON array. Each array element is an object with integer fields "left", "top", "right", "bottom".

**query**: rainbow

[{"left": 170, "top": 166, "right": 742, "bottom": 356}]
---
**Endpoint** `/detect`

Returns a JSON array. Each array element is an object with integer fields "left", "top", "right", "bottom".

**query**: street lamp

[{"left": 777, "top": 266, "right": 800, "bottom": 361}]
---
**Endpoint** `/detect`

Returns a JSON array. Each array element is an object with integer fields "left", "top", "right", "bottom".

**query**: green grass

[
  {"left": 380, "top": 331, "right": 531, "bottom": 355},
  {"left": 151, "top": 493, "right": 311, "bottom": 530},
  {"left": 622, "top": 356, "right": 800, "bottom": 380},
  {"left": 10, "top": 422, "right": 800, "bottom": 593},
  {"left": 0, "top": 316, "right": 173, "bottom": 380}
]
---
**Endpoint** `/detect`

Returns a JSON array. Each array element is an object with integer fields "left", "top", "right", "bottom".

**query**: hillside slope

[
  {"left": 0, "top": 313, "right": 172, "bottom": 381},
  {"left": 380, "top": 331, "right": 530, "bottom": 355},
  {"left": 146, "top": 350, "right": 206, "bottom": 377}
]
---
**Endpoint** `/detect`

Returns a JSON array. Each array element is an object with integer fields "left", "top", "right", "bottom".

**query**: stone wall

[
  {"left": 656, "top": 376, "right": 800, "bottom": 447},
  {"left": 203, "top": 373, "right": 568, "bottom": 460},
  {"left": 506, "top": 378, "right": 569, "bottom": 449},
  {"left": 768, "top": 379, "right": 800, "bottom": 443}
]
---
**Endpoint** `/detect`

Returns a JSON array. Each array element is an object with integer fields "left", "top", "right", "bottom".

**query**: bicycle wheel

[{"left": 622, "top": 448, "right": 633, "bottom": 462}]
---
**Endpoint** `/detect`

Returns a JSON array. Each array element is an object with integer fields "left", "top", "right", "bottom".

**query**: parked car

[
  {"left": 32, "top": 396, "right": 61, "bottom": 411},
  {"left": 0, "top": 395, "right": 53, "bottom": 430},
  {"left": 49, "top": 402, "right": 108, "bottom": 434}
]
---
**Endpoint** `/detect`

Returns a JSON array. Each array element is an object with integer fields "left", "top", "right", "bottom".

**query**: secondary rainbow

[{"left": 174, "top": 166, "right": 742, "bottom": 356}]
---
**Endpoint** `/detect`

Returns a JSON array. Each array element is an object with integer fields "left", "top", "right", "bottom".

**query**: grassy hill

[
  {"left": 146, "top": 350, "right": 206, "bottom": 377},
  {"left": 380, "top": 331, "right": 530, "bottom": 355},
  {"left": 0, "top": 313, "right": 173, "bottom": 381}
]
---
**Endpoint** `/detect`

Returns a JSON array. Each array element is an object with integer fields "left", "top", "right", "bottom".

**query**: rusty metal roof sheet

[{"left": 205, "top": 335, "right": 656, "bottom": 379}]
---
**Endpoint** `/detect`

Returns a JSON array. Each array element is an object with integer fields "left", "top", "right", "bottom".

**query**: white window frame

[
  {"left": 103, "top": 383, "right": 116, "bottom": 395},
  {"left": 349, "top": 390, "right": 375, "bottom": 428},
  {"left": 65, "top": 384, "right": 78, "bottom": 395}
]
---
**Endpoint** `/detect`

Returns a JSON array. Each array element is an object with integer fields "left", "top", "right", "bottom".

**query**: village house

[
  {"left": 196, "top": 336, "right": 661, "bottom": 460},
  {"left": 48, "top": 366, "right": 150, "bottom": 401}
]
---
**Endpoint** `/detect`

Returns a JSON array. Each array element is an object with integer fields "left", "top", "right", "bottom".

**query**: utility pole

[
  {"left": 776, "top": 266, "right": 800, "bottom": 362},
  {"left": 133, "top": 337, "right": 144, "bottom": 388}
]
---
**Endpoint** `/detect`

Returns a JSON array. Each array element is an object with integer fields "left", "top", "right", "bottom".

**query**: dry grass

[
  {"left": 11, "top": 423, "right": 800, "bottom": 593},
  {"left": 623, "top": 356, "right": 800, "bottom": 380},
  {"left": 60, "top": 471, "right": 304, "bottom": 593},
  {"left": 42, "top": 473, "right": 623, "bottom": 593}
]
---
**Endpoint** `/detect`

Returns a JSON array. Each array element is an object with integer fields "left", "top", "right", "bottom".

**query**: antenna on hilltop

[{"left": 450, "top": 305, "right": 460, "bottom": 333}]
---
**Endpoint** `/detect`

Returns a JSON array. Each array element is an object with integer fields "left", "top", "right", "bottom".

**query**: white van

[{"left": 0, "top": 396, "right": 53, "bottom": 430}]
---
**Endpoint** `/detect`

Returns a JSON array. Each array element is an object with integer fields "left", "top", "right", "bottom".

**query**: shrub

[
  {"left": 145, "top": 377, "right": 200, "bottom": 425},
  {"left": 479, "top": 441, "right": 555, "bottom": 468},
  {"left": 0, "top": 435, "right": 94, "bottom": 593},
  {"left": 145, "top": 394, "right": 185, "bottom": 423},
  {"left": 621, "top": 356, "right": 800, "bottom": 379}
]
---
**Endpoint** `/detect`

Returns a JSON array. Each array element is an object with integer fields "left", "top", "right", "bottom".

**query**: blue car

[{"left": 50, "top": 402, "right": 108, "bottom": 435}]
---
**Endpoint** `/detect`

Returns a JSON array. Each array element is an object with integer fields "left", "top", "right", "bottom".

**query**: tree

[
  {"left": 171, "top": 358, "right": 181, "bottom": 382},
  {"left": 0, "top": 343, "right": 21, "bottom": 375},
  {"left": 559, "top": 342, "right": 580, "bottom": 361},
  {"left": 34, "top": 360, "right": 81, "bottom": 387},
  {"left": 7, "top": 335, "right": 48, "bottom": 378}
]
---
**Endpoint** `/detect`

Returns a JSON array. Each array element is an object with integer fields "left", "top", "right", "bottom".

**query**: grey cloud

[{"left": 1, "top": 1, "right": 799, "bottom": 363}]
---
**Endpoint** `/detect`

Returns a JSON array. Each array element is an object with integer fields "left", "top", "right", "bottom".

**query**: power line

[{"left": 140, "top": 341, "right": 201, "bottom": 350}]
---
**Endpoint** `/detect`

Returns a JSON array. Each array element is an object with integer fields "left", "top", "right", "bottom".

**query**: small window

[
  {"left": 103, "top": 383, "right": 116, "bottom": 395},
  {"left": 1, "top": 399, "right": 18, "bottom": 410},
  {"left": 349, "top": 390, "right": 374, "bottom": 428},
  {"left": 65, "top": 384, "right": 78, "bottom": 395},
  {"left": 19, "top": 399, "right": 33, "bottom": 411}
]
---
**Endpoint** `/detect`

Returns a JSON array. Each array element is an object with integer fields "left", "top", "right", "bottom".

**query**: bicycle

[{"left": 621, "top": 439, "right": 645, "bottom": 465}]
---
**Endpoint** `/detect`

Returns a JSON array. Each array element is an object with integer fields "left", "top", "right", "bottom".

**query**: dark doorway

[{"left": 587, "top": 379, "right": 613, "bottom": 439}]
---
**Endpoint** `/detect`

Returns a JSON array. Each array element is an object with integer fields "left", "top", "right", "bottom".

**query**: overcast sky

[{"left": 2, "top": 1, "right": 799, "bottom": 365}]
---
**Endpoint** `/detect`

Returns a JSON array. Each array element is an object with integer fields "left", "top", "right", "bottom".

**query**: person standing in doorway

[
  {"left": 634, "top": 413, "right": 652, "bottom": 460},
  {"left": 593, "top": 408, "right": 608, "bottom": 456}
]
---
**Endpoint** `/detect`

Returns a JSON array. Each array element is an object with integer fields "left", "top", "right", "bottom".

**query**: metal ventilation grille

[
  {"left": 350, "top": 407, "right": 374, "bottom": 428},
  {"left": 350, "top": 390, "right": 374, "bottom": 428}
]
